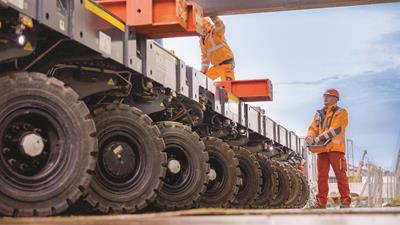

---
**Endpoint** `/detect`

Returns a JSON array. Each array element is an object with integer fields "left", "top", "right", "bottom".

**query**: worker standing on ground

[
  {"left": 305, "top": 88, "right": 351, "bottom": 208},
  {"left": 200, "top": 16, "right": 235, "bottom": 81}
]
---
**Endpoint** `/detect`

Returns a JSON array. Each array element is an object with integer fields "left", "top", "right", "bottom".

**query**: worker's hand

[
  {"left": 305, "top": 135, "right": 314, "bottom": 145},
  {"left": 314, "top": 136, "right": 320, "bottom": 145},
  {"left": 210, "top": 16, "right": 218, "bottom": 20}
]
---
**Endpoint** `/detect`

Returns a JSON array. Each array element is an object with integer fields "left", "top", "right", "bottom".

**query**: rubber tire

[
  {"left": 199, "top": 137, "right": 241, "bottom": 208},
  {"left": 230, "top": 147, "right": 262, "bottom": 208},
  {"left": 294, "top": 172, "right": 310, "bottom": 208},
  {"left": 85, "top": 104, "right": 167, "bottom": 214},
  {"left": 283, "top": 164, "right": 302, "bottom": 208},
  {"left": 250, "top": 154, "right": 279, "bottom": 208},
  {"left": 269, "top": 160, "right": 292, "bottom": 208},
  {"left": 0, "top": 72, "right": 97, "bottom": 216},
  {"left": 155, "top": 121, "right": 209, "bottom": 210}
]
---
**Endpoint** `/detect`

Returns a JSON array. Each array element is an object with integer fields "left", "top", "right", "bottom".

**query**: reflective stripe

[
  {"left": 323, "top": 132, "right": 330, "bottom": 140},
  {"left": 206, "top": 43, "right": 224, "bottom": 55},
  {"left": 206, "top": 32, "right": 225, "bottom": 57},
  {"left": 329, "top": 128, "right": 336, "bottom": 137},
  {"left": 209, "top": 32, "right": 217, "bottom": 47},
  {"left": 322, "top": 114, "right": 328, "bottom": 130},
  {"left": 202, "top": 63, "right": 210, "bottom": 67}
]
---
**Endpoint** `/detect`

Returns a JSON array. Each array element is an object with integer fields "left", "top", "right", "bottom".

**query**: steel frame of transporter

[{"left": 0, "top": 0, "right": 308, "bottom": 216}]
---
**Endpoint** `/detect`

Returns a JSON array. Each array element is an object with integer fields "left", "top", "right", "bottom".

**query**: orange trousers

[{"left": 316, "top": 152, "right": 351, "bottom": 206}]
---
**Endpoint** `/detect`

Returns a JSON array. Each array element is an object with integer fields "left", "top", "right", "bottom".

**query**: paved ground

[{"left": 1, "top": 208, "right": 399, "bottom": 225}]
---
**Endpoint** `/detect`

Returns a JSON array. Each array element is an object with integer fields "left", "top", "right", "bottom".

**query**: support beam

[
  {"left": 216, "top": 79, "right": 273, "bottom": 102},
  {"left": 192, "top": 0, "right": 400, "bottom": 16}
]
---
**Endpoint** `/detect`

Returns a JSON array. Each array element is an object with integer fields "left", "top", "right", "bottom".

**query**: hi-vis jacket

[
  {"left": 200, "top": 17, "right": 234, "bottom": 72},
  {"left": 307, "top": 104, "right": 348, "bottom": 154}
]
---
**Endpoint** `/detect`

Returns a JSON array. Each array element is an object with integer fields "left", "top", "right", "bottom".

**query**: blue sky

[{"left": 163, "top": 3, "right": 400, "bottom": 169}]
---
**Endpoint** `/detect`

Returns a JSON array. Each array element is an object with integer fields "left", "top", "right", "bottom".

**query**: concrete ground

[{"left": 1, "top": 208, "right": 399, "bottom": 225}]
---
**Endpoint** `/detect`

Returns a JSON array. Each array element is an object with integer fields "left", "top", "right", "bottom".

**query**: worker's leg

[
  {"left": 205, "top": 65, "right": 221, "bottom": 80},
  {"left": 329, "top": 152, "right": 351, "bottom": 206},
  {"left": 206, "top": 64, "right": 235, "bottom": 81},
  {"left": 221, "top": 64, "right": 235, "bottom": 81},
  {"left": 316, "top": 152, "right": 330, "bottom": 207}
]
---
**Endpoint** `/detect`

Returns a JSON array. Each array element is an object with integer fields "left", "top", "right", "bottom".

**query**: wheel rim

[
  {"left": 163, "top": 144, "right": 193, "bottom": 194},
  {"left": 0, "top": 104, "right": 70, "bottom": 198},
  {"left": 96, "top": 128, "right": 145, "bottom": 192},
  {"left": 205, "top": 152, "right": 228, "bottom": 196}
]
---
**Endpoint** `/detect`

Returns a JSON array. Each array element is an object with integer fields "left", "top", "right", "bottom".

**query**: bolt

[
  {"left": 8, "top": 159, "right": 17, "bottom": 166},
  {"left": 23, "top": 123, "right": 32, "bottom": 130},
  {"left": 2, "top": 147, "right": 10, "bottom": 154},
  {"left": 33, "top": 128, "right": 42, "bottom": 133},
  {"left": 19, "top": 163, "right": 28, "bottom": 171}
]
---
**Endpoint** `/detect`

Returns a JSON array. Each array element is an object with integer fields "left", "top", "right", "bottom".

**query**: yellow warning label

[
  {"left": 107, "top": 78, "right": 115, "bottom": 86},
  {"left": 227, "top": 92, "right": 240, "bottom": 104},
  {"left": 84, "top": 0, "right": 125, "bottom": 32},
  {"left": 23, "top": 42, "right": 33, "bottom": 51}
]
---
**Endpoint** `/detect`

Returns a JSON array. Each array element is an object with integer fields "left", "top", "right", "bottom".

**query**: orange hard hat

[{"left": 323, "top": 88, "right": 340, "bottom": 100}]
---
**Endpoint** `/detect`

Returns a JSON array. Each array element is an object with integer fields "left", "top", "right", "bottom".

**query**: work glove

[
  {"left": 314, "top": 135, "right": 329, "bottom": 145},
  {"left": 305, "top": 135, "right": 314, "bottom": 145}
]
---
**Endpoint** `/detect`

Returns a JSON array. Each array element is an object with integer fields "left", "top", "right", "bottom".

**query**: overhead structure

[{"left": 192, "top": 0, "right": 400, "bottom": 16}]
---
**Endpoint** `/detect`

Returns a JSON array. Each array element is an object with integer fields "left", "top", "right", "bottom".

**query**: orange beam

[
  {"left": 144, "top": 2, "right": 203, "bottom": 38},
  {"left": 97, "top": 0, "right": 203, "bottom": 38},
  {"left": 216, "top": 79, "right": 273, "bottom": 102}
]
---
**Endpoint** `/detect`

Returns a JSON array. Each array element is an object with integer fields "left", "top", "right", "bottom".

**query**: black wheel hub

[
  {"left": 97, "top": 130, "right": 143, "bottom": 186},
  {"left": 102, "top": 141, "right": 136, "bottom": 179},
  {"left": 164, "top": 145, "right": 192, "bottom": 194},
  {"left": 206, "top": 156, "right": 226, "bottom": 193},
  {"left": 0, "top": 112, "right": 59, "bottom": 177}
]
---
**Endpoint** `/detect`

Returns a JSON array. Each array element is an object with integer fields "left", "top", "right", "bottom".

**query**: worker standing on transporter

[
  {"left": 305, "top": 88, "right": 351, "bottom": 208},
  {"left": 200, "top": 16, "right": 235, "bottom": 81}
]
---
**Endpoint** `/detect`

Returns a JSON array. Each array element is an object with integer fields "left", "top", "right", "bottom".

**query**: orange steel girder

[
  {"left": 96, "top": 0, "right": 203, "bottom": 38},
  {"left": 216, "top": 79, "right": 273, "bottom": 102}
]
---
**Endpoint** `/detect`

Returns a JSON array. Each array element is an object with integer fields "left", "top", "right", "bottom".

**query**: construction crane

[{"left": 357, "top": 150, "right": 368, "bottom": 177}]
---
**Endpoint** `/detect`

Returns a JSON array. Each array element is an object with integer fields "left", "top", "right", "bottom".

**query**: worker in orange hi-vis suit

[
  {"left": 200, "top": 16, "right": 235, "bottom": 81},
  {"left": 305, "top": 88, "right": 351, "bottom": 209}
]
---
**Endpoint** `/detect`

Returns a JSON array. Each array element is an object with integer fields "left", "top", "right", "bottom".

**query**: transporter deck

[{"left": 1, "top": 208, "right": 399, "bottom": 225}]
